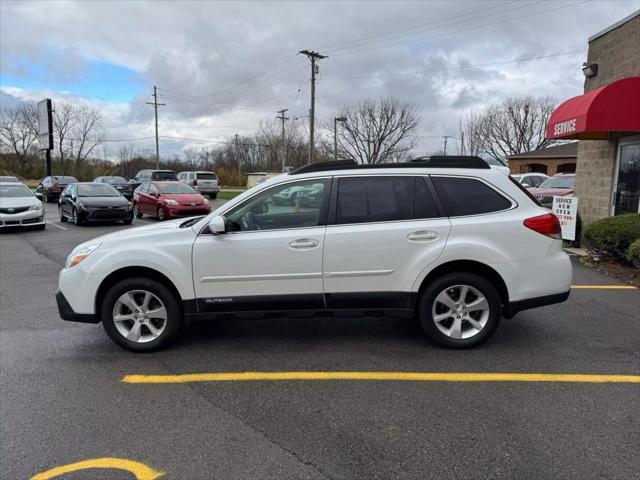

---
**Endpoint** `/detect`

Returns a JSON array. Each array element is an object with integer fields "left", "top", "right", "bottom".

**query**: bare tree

[
  {"left": 463, "top": 96, "right": 557, "bottom": 162},
  {"left": 70, "top": 105, "right": 104, "bottom": 177},
  {"left": 336, "top": 97, "right": 420, "bottom": 164},
  {"left": 52, "top": 103, "right": 75, "bottom": 174},
  {"left": 0, "top": 105, "right": 39, "bottom": 170}
]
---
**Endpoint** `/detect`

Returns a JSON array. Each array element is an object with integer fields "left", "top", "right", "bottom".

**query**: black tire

[
  {"left": 417, "top": 272, "right": 501, "bottom": 349},
  {"left": 209, "top": 193, "right": 217, "bottom": 200},
  {"left": 122, "top": 218, "right": 133, "bottom": 225},
  {"left": 133, "top": 202, "right": 142, "bottom": 218},
  {"left": 101, "top": 277, "right": 183, "bottom": 352},
  {"left": 59, "top": 207, "right": 67, "bottom": 222},
  {"left": 72, "top": 207, "right": 82, "bottom": 226},
  {"left": 157, "top": 206, "right": 165, "bottom": 221}
]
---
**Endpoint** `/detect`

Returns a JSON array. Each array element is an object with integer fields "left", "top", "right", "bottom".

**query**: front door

[
  {"left": 322, "top": 175, "right": 451, "bottom": 309},
  {"left": 192, "top": 178, "right": 330, "bottom": 313},
  {"left": 613, "top": 139, "right": 640, "bottom": 215}
]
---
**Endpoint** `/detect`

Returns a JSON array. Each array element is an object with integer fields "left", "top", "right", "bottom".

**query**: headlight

[
  {"left": 77, "top": 202, "right": 88, "bottom": 210},
  {"left": 29, "top": 202, "right": 43, "bottom": 211},
  {"left": 166, "top": 199, "right": 179, "bottom": 206},
  {"left": 65, "top": 243, "right": 101, "bottom": 269},
  {"left": 204, "top": 198, "right": 210, "bottom": 205},
  {"left": 126, "top": 202, "right": 133, "bottom": 210}
]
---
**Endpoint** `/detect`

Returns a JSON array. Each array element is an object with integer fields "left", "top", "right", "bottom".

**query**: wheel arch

[
  {"left": 416, "top": 260, "right": 509, "bottom": 307},
  {"left": 95, "top": 266, "right": 184, "bottom": 321}
]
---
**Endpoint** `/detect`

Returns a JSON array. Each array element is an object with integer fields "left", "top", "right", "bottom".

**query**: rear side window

[
  {"left": 432, "top": 176, "right": 512, "bottom": 216},
  {"left": 336, "top": 176, "right": 413, "bottom": 224},
  {"left": 197, "top": 173, "right": 217, "bottom": 180},
  {"left": 414, "top": 177, "right": 441, "bottom": 219},
  {"left": 152, "top": 171, "right": 178, "bottom": 181}
]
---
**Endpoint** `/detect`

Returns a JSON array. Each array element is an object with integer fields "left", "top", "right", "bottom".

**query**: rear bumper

[
  {"left": 56, "top": 291, "right": 99, "bottom": 323},
  {"left": 503, "top": 290, "right": 570, "bottom": 318}
]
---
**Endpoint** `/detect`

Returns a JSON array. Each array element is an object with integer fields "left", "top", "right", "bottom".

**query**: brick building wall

[
  {"left": 574, "top": 13, "right": 640, "bottom": 226},
  {"left": 508, "top": 158, "right": 576, "bottom": 175}
]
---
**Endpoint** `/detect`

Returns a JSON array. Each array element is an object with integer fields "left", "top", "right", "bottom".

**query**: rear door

[{"left": 322, "top": 175, "right": 451, "bottom": 308}]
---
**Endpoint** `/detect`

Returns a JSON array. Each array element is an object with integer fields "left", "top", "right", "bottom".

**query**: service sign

[
  {"left": 37, "top": 98, "right": 53, "bottom": 150},
  {"left": 552, "top": 196, "right": 578, "bottom": 241}
]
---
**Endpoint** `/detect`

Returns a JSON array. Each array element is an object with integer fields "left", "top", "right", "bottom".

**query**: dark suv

[
  {"left": 36, "top": 175, "right": 79, "bottom": 202},
  {"left": 129, "top": 170, "right": 178, "bottom": 190}
]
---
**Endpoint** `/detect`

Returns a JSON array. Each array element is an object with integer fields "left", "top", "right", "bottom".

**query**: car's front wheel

[
  {"left": 101, "top": 277, "right": 182, "bottom": 352},
  {"left": 72, "top": 207, "right": 82, "bottom": 226},
  {"left": 418, "top": 272, "right": 501, "bottom": 349},
  {"left": 133, "top": 202, "right": 142, "bottom": 218},
  {"left": 157, "top": 206, "right": 165, "bottom": 221},
  {"left": 59, "top": 207, "right": 67, "bottom": 222}
]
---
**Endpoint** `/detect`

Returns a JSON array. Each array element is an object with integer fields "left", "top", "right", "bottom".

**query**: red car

[
  {"left": 133, "top": 181, "right": 211, "bottom": 221},
  {"left": 528, "top": 173, "right": 575, "bottom": 207}
]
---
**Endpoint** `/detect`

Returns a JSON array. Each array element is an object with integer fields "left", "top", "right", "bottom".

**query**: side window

[
  {"left": 139, "top": 183, "right": 149, "bottom": 193},
  {"left": 414, "top": 177, "right": 441, "bottom": 219},
  {"left": 431, "top": 176, "right": 512, "bottom": 217},
  {"left": 335, "top": 176, "right": 413, "bottom": 224},
  {"left": 225, "top": 179, "right": 329, "bottom": 232},
  {"left": 148, "top": 184, "right": 158, "bottom": 194}
]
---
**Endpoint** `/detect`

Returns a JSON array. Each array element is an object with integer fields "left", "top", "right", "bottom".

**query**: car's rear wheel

[
  {"left": 157, "top": 206, "right": 165, "bottom": 221},
  {"left": 133, "top": 202, "right": 142, "bottom": 218},
  {"left": 418, "top": 272, "right": 501, "bottom": 348},
  {"left": 101, "top": 277, "right": 182, "bottom": 352}
]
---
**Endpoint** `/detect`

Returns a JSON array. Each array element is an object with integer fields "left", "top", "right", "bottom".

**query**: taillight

[
  {"left": 52, "top": 183, "right": 60, "bottom": 191},
  {"left": 193, "top": 179, "right": 197, "bottom": 186},
  {"left": 523, "top": 213, "right": 561, "bottom": 239}
]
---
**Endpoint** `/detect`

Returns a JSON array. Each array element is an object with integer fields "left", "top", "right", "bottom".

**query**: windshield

[
  {"left": 53, "top": 176, "right": 78, "bottom": 183},
  {"left": 0, "top": 184, "right": 33, "bottom": 198},
  {"left": 539, "top": 176, "right": 575, "bottom": 189},
  {"left": 78, "top": 184, "right": 120, "bottom": 197},
  {"left": 158, "top": 182, "right": 196, "bottom": 194},
  {"left": 103, "top": 176, "right": 127, "bottom": 184},
  {"left": 196, "top": 173, "right": 217, "bottom": 180},
  {"left": 151, "top": 171, "right": 178, "bottom": 180}
]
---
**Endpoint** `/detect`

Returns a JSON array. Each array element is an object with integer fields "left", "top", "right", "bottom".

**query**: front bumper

[
  {"left": 0, "top": 210, "right": 45, "bottom": 228},
  {"left": 78, "top": 207, "right": 133, "bottom": 222},
  {"left": 56, "top": 291, "right": 99, "bottom": 323},
  {"left": 163, "top": 204, "right": 211, "bottom": 218}
]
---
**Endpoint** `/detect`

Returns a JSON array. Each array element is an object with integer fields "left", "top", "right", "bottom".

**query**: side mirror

[
  {"left": 208, "top": 215, "right": 226, "bottom": 234},
  {"left": 35, "top": 193, "right": 44, "bottom": 200},
  {"left": 522, "top": 182, "right": 531, "bottom": 188}
]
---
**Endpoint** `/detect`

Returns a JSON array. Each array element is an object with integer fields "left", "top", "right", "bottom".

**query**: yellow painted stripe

[
  {"left": 571, "top": 285, "right": 637, "bottom": 290},
  {"left": 31, "top": 457, "right": 163, "bottom": 480},
  {"left": 122, "top": 372, "right": 640, "bottom": 384}
]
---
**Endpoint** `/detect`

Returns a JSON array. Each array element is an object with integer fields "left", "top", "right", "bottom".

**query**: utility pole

[
  {"left": 276, "top": 108, "right": 289, "bottom": 172},
  {"left": 460, "top": 131, "right": 465, "bottom": 155},
  {"left": 442, "top": 136, "right": 450, "bottom": 156},
  {"left": 334, "top": 116, "right": 346, "bottom": 161},
  {"left": 299, "top": 50, "right": 327, "bottom": 164},
  {"left": 146, "top": 85, "right": 166, "bottom": 169}
]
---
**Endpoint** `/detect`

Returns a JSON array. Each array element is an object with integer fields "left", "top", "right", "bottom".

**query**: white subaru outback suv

[{"left": 56, "top": 156, "right": 572, "bottom": 352}]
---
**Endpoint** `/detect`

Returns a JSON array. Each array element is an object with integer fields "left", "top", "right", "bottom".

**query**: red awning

[{"left": 546, "top": 76, "right": 640, "bottom": 140}]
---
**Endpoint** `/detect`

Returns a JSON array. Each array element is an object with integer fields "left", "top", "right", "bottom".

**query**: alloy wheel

[
  {"left": 431, "top": 284, "right": 490, "bottom": 340},
  {"left": 112, "top": 290, "right": 167, "bottom": 343},
  {"left": 157, "top": 206, "right": 164, "bottom": 221}
]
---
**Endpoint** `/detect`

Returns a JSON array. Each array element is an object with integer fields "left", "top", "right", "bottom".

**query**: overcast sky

[{"left": 1, "top": 0, "right": 638, "bottom": 158}]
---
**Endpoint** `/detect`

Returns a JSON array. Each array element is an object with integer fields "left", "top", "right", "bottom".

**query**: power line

[
  {"left": 159, "top": 135, "right": 273, "bottom": 148},
  {"left": 329, "top": 1, "right": 588, "bottom": 57},
  {"left": 318, "top": 0, "right": 516, "bottom": 53}
]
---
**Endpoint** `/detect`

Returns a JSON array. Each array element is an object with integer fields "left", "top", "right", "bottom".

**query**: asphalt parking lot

[{"left": 1, "top": 202, "right": 638, "bottom": 480}]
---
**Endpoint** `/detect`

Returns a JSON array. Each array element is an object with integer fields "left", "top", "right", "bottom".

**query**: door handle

[
  {"left": 407, "top": 230, "right": 438, "bottom": 241},
  {"left": 289, "top": 239, "right": 319, "bottom": 249}
]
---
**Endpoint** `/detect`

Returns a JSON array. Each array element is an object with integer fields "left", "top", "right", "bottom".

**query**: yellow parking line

[
  {"left": 135, "top": 219, "right": 151, "bottom": 224},
  {"left": 571, "top": 285, "right": 637, "bottom": 290},
  {"left": 122, "top": 372, "right": 640, "bottom": 384},
  {"left": 46, "top": 221, "right": 67, "bottom": 231}
]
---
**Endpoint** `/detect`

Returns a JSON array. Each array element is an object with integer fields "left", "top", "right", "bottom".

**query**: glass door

[{"left": 613, "top": 139, "right": 640, "bottom": 215}]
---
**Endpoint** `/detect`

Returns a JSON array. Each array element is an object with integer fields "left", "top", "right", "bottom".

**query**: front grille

[
  {"left": 22, "top": 217, "right": 43, "bottom": 224},
  {"left": 535, "top": 194, "right": 554, "bottom": 206},
  {"left": 0, "top": 206, "right": 30, "bottom": 214},
  {"left": 89, "top": 208, "right": 127, "bottom": 220}
]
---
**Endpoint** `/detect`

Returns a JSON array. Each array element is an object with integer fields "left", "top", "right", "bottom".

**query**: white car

[
  {"left": 56, "top": 156, "right": 572, "bottom": 352},
  {"left": 177, "top": 171, "right": 220, "bottom": 199},
  {"left": 0, "top": 182, "right": 46, "bottom": 230},
  {"left": 512, "top": 173, "right": 549, "bottom": 189}
]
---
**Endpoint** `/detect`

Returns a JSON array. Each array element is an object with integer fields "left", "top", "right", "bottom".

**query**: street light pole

[{"left": 334, "top": 116, "right": 346, "bottom": 162}]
